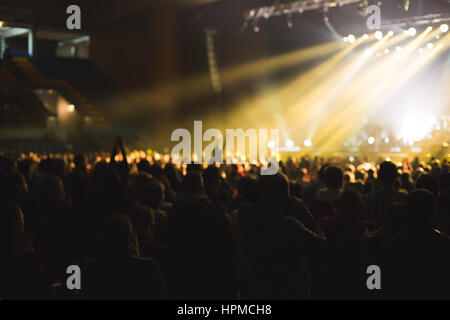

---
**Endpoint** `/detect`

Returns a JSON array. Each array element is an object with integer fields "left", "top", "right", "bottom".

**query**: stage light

[
  {"left": 384, "top": 137, "right": 390, "bottom": 144},
  {"left": 349, "top": 156, "right": 354, "bottom": 162},
  {"left": 304, "top": 139, "right": 312, "bottom": 147},
  {"left": 384, "top": 48, "right": 390, "bottom": 54},
  {"left": 363, "top": 34, "right": 369, "bottom": 40},
  {"left": 440, "top": 24, "right": 449, "bottom": 33},
  {"left": 287, "top": 14, "right": 293, "bottom": 28},
  {"left": 0, "top": 21, "right": 5, "bottom": 27},
  {"left": 67, "top": 104, "right": 75, "bottom": 112},
  {"left": 427, "top": 26, "right": 433, "bottom": 32},
  {"left": 399, "top": 116, "right": 435, "bottom": 145},
  {"left": 343, "top": 37, "right": 348, "bottom": 42},
  {"left": 368, "top": 137, "right": 375, "bottom": 145},
  {"left": 347, "top": 34, "right": 355, "bottom": 43},
  {"left": 407, "top": 27, "right": 416, "bottom": 36},
  {"left": 374, "top": 31, "right": 383, "bottom": 40},
  {"left": 268, "top": 140, "right": 275, "bottom": 148},
  {"left": 286, "top": 140, "right": 294, "bottom": 148},
  {"left": 418, "top": 48, "right": 424, "bottom": 54},
  {"left": 426, "top": 42, "right": 434, "bottom": 49},
  {"left": 364, "top": 49, "right": 372, "bottom": 56},
  {"left": 395, "top": 46, "right": 403, "bottom": 52},
  {"left": 388, "top": 31, "right": 394, "bottom": 37},
  {"left": 438, "top": 43, "right": 444, "bottom": 49}
]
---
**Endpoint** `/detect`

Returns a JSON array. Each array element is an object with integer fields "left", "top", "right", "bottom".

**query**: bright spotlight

[
  {"left": 347, "top": 34, "right": 355, "bottom": 43},
  {"left": 67, "top": 104, "right": 75, "bottom": 112},
  {"left": 304, "top": 139, "right": 312, "bottom": 147},
  {"left": 374, "top": 31, "right": 383, "bottom": 40},
  {"left": 343, "top": 37, "right": 348, "bottom": 42},
  {"left": 395, "top": 46, "right": 403, "bottom": 52},
  {"left": 384, "top": 48, "right": 390, "bottom": 54},
  {"left": 384, "top": 137, "right": 390, "bottom": 144},
  {"left": 387, "top": 31, "right": 394, "bottom": 37},
  {"left": 418, "top": 48, "right": 424, "bottom": 54},
  {"left": 368, "top": 137, "right": 375, "bottom": 145},
  {"left": 349, "top": 156, "right": 354, "bottom": 162},
  {"left": 399, "top": 116, "right": 435, "bottom": 145},
  {"left": 438, "top": 43, "right": 444, "bottom": 49},
  {"left": 0, "top": 21, "right": 5, "bottom": 28},
  {"left": 407, "top": 27, "right": 416, "bottom": 36},
  {"left": 426, "top": 42, "right": 434, "bottom": 49},
  {"left": 363, "top": 34, "right": 369, "bottom": 40},
  {"left": 427, "top": 26, "right": 433, "bottom": 32},
  {"left": 441, "top": 24, "right": 449, "bottom": 33},
  {"left": 286, "top": 140, "right": 294, "bottom": 148},
  {"left": 268, "top": 140, "right": 275, "bottom": 149},
  {"left": 364, "top": 49, "right": 372, "bottom": 56}
]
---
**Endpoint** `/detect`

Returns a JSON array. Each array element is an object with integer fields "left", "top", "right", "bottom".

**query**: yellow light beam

[{"left": 317, "top": 34, "right": 449, "bottom": 148}]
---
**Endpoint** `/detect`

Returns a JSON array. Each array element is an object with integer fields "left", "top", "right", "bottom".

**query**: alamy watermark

[
  {"left": 66, "top": 5, "right": 81, "bottom": 30},
  {"left": 366, "top": 264, "right": 381, "bottom": 290},
  {"left": 366, "top": 4, "right": 381, "bottom": 30},
  {"left": 170, "top": 121, "right": 281, "bottom": 175}
]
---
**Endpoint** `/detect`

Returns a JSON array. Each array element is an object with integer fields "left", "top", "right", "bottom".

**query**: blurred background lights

[
  {"left": 286, "top": 139, "right": 294, "bottom": 148},
  {"left": 347, "top": 34, "right": 355, "bottom": 43},
  {"left": 441, "top": 24, "right": 449, "bottom": 33},
  {"left": 304, "top": 139, "right": 312, "bottom": 147},
  {"left": 407, "top": 27, "right": 416, "bottom": 36},
  {"left": 374, "top": 31, "right": 383, "bottom": 40}
]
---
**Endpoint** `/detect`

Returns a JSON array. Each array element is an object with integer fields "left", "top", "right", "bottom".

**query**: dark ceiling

[
  {"left": 0, "top": 0, "right": 219, "bottom": 31},
  {"left": 0, "top": 0, "right": 448, "bottom": 33}
]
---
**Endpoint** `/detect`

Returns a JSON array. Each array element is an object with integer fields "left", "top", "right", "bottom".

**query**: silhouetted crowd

[{"left": 1, "top": 137, "right": 450, "bottom": 299}]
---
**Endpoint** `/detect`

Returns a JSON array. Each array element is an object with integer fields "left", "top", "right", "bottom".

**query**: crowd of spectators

[{"left": 1, "top": 136, "right": 450, "bottom": 299}]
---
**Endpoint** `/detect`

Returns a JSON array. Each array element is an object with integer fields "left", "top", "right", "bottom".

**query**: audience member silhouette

[
  {"left": 365, "top": 161, "right": 407, "bottom": 225},
  {"left": 82, "top": 214, "right": 164, "bottom": 299}
]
